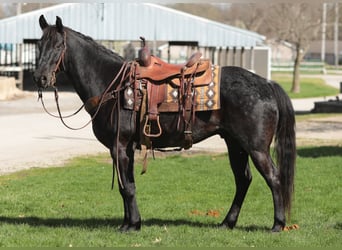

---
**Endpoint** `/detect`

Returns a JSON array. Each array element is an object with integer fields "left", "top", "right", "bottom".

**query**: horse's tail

[{"left": 272, "top": 82, "right": 296, "bottom": 220}]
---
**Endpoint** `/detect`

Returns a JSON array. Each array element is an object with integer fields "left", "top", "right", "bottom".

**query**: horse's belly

[{"left": 150, "top": 132, "right": 184, "bottom": 148}]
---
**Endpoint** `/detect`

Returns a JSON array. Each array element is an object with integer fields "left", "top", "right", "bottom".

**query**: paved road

[{"left": 0, "top": 74, "right": 341, "bottom": 175}]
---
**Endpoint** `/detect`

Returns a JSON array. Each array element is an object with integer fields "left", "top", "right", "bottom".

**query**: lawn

[
  {"left": 271, "top": 75, "right": 339, "bottom": 99},
  {"left": 0, "top": 148, "right": 341, "bottom": 247}
]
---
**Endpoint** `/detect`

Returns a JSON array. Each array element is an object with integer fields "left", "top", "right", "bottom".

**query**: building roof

[{"left": 0, "top": 3, "right": 265, "bottom": 47}]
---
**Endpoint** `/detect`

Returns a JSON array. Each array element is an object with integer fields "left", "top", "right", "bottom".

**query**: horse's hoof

[
  {"left": 119, "top": 222, "right": 141, "bottom": 233},
  {"left": 271, "top": 224, "right": 284, "bottom": 233},
  {"left": 218, "top": 222, "right": 235, "bottom": 229}
]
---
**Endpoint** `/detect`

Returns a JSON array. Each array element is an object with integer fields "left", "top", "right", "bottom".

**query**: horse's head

[{"left": 34, "top": 15, "right": 66, "bottom": 89}]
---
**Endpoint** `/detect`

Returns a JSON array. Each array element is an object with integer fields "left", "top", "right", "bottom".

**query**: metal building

[{"left": 0, "top": 3, "right": 269, "bottom": 88}]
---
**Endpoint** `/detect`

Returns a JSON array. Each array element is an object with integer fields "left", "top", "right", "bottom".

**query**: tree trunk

[{"left": 291, "top": 44, "right": 304, "bottom": 93}]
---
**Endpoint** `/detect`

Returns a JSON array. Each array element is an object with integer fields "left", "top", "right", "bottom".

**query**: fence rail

[
  {"left": 272, "top": 61, "right": 325, "bottom": 72},
  {"left": 0, "top": 42, "right": 37, "bottom": 89}
]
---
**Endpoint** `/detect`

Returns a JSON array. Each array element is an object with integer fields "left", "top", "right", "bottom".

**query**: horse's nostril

[
  {"left": 39, "top": 76, "right": 48, "bottom": 86},
  {"left": 34, "top": 75, "right": 49, "bottom": 88},
  {"left": 33, "top": 74, "right": 47, "bottom": 84},
  {"left": 33, "top": 74, "right": 40, "bottom": 83}
]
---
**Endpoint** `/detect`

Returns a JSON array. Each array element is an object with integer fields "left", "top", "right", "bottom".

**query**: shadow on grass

[
  {"left": 0, "top": 216, "right": 120, "bottom": 229},
  {"left": 235, "top": 225, "right": 270, "bottom": 232},
  {"left": 297, "top": 146, "right": 342, "bottom": 158},
  {"left": 0, "top": 216, "right": 269, "bottom": 232},
  {"left": 334, "top": 222, "right": 342, "bottom": 230},
  {"left": 144, "top": 218, "right": 269, "bottom": 232}
]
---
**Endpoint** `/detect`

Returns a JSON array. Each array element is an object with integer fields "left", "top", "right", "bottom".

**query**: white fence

[{"left": 271, "top": 61, "right": 325, "bottom": 72}]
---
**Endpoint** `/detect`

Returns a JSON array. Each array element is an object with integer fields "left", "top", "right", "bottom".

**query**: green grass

[
  {"left": 0, "top": 150, "right": 341, "bottom": 247},
  {"left": 271, "top": 75, "right": 339, "bottom": 99}
]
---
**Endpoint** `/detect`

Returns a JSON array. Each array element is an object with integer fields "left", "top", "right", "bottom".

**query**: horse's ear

[
  {"left": 56, "top": 16, "right": 64, "bottom": 33},
  {"left": 39, "top": 15, "right": 49, "bottom": 30}
]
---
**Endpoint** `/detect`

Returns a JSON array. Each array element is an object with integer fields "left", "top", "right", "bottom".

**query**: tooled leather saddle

[{"left": 125, "top": 37, "right": 216, "bottom": 150}]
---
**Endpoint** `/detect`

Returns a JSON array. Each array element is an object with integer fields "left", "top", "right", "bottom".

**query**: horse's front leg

[{"left": 111, "top": 141, "right": 141, "bottom": 232}]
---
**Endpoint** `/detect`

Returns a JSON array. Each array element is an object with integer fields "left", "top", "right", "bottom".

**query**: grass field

[
  {"left": 0, "top": 147, "right": 341, "bottom": 247},
  {"left": 271, "top": 75, "right": 339, "bottom": 99},
  {"left": 0, "top": 76, "right": 340, "bottom": 247}
]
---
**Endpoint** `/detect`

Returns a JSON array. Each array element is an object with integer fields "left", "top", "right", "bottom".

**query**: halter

[
  {"left": 51, "top": 31, "right": 67, "bottom": 85},
  {"left": 37, "top": 31, "right": 86, "bottom": 124}
]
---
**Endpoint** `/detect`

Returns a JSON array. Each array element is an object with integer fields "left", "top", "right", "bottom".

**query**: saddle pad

[{"left": 160, "top": 65, "right": 221, "bottom": 112}]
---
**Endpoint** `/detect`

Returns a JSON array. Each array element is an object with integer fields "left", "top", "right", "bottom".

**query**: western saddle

[{"left": 127, "top": 37, "right": 213, "bottom": 150}]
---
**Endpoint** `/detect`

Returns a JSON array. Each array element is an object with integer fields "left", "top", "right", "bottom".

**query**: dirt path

[
  {"left": 296, "top": 115, "right": 342, "bottom": 146},
  {"left": 0, "top": 92, "right": 341, "bottom": 175}
]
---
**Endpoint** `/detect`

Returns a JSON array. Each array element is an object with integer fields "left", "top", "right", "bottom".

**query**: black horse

[{"left": 34, "top": 16, "right": 296, "bottom": 232}]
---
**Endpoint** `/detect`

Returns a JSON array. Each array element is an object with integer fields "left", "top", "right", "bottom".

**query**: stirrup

[{"left": 143, "top": 115, "right": 162, "bottom": 137}]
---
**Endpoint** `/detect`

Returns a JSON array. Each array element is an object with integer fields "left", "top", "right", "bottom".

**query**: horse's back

[{"left": 220, "top": 66, "right": 276, "bottom": 101}]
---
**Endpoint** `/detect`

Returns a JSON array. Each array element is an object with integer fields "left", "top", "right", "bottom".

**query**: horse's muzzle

[
  {"left": 33, "top": 73, "right": 53, "bottom": 89},
  {"left": 35, "top": 76, "right": 47, "bottom": 87}
]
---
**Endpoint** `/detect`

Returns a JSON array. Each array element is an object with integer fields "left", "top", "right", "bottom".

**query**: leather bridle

[
  {"left": 37, "top": 30, "right": 87, "bottom": 129},
  {"left": 51, "top": 31, "right": 67, "bottom": 85},
  {"left": 37, "top": 31, "right": 130, "bottom": 131}
]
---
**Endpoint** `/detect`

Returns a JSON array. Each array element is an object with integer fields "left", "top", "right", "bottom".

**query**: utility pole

[
  {"left": 321, "top": 3, "right": 326, "bottom": 63},
  {"left": 334, "top": 3, "right": 339, "bottom": 68},
  {"left": 16, "top": 3, "right": 21, "bottom": 15}
]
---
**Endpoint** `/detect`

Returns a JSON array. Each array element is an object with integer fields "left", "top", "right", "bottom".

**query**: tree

[
  {"left": 170, "top": 3, "right": 323, "bottom": 93},
  {"left": 225, "top": 4, "right": 269, "bottom": 32},
  {"left": 225, "top": 3, "right": 323, "bottom": 93},
  {"left": 0, "top": 3, "right": 56, "bottom": 19},
  {"left": 265, "top": 3, "right": 322, "bottom": 93}
]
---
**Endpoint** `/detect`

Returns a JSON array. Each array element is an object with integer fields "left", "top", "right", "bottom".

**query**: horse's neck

[{"left": 65, "top": 34, "right": 123, "bottom": 103}]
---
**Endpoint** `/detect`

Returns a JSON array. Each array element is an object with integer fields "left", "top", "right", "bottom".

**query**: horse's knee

[{"left": 119, "top": 182, "right": 136, "bottom": 198}]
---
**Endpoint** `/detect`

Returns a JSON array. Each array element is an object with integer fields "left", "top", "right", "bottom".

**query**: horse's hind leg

[
  {"left": 249, "top": 150, "right": 285, "bottom": 232},
  {"left": 220, "top": 138, "right": 252, "bottom": 229}
]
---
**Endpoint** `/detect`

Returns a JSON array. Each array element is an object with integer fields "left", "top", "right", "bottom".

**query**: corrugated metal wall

[
  {"left": 0, "top": 3, "right": 271, "bottom": 82},
  {"left": 0, "top": 3, "right": 264, "bottom": 47}
]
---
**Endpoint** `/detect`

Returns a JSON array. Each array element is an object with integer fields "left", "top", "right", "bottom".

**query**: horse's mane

[
  {"left": 43, "top": 25, "right": 124, "bottom": 63},
  {"left": 69, "top": 28, "right": 124, "bottom": 63}
]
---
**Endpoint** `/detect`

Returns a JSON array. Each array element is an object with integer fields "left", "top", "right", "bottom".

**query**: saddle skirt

[
  {"left": 160, "top": 64, "right": 221, "bottom": 112},
  {"left": 124, "top": 62, "right": 221, "bottom": 113}
]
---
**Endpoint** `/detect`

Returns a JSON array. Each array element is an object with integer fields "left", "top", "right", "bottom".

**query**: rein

[
  {"left": 38, "top": 61, "right": 130, "bottom": 131},
  {"left": 38, "top": 89, "right": 84, "bottom": 119}
]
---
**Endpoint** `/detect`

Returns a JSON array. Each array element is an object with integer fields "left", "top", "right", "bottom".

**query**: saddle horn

[{"left": 138, "top": 37, "right": 151, "bottom": 67}]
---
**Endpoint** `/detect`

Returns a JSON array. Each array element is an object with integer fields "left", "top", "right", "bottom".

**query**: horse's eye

[{"left": 55, "top": 43, "right": 63, "bottom": 49}]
